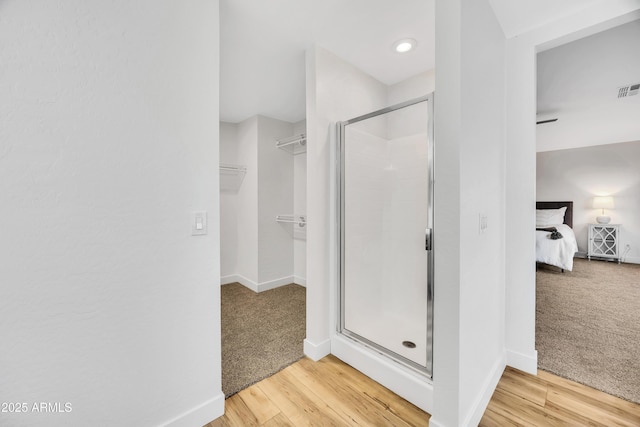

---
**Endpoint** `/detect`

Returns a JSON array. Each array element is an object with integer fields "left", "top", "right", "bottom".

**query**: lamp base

[{"left": 596, "top": 215, "right": 611, "bottom": 224}]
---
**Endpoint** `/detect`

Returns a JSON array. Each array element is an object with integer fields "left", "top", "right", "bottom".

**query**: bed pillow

[{"left": 536, "top": 207, "right": 567, "bottom": 227}]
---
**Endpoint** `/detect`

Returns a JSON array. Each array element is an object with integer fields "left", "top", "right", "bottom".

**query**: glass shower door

[{"left": 338, "top": 96, "right": 433, "bottom": 376}]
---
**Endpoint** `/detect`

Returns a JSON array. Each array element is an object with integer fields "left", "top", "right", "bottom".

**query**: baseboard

[
  {"left": 220, "top": 274, "right": 240, "bottom": 285},
  {"left": 293, "top": 275, "right": 307, "bottom": 287},
  {"left": 575, "top": 253, "right": 640, "bottom": 264},
  {"left": 221, "top": 274, "right": 295, "bottom": 293},
  {"left": 331, "top": 334, "right": 433, "bottom": 414},
  {"left": 461, "top": 353, "right": 506, "bottom": 427},
  {"left": 428, "top": 418, "right": 446, "bottom": 427},
  {"left": 506, "top": 348, "right": 537, "bottom": 375},
  {"left": 257, "top": 275, "right": 295, "bottom": 292},
  {"left": 230, "top": 274, "right": 259, "bottom": 292},
  {"left": 304, "top": 338, "right": 331, "bottom": 361},
  {"left": 162, "top": 392, "right": 224, "bottom": 427}
]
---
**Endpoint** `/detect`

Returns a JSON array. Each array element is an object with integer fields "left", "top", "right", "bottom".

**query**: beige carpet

[
  {"left": 221, "top": 282, "right": 305, "bottom": 397},
  {"left": 536, "top": 258, "right": 640, "bottom": 404}
]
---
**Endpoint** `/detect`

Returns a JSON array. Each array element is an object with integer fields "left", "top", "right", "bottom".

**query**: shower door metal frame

[{"left": 336, "top": 94, "right": 434, "bottom": 378}]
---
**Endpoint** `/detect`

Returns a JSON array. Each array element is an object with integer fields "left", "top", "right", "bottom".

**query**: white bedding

[{"left": 536, "top": 223, "right": 578, "bottom": 271}]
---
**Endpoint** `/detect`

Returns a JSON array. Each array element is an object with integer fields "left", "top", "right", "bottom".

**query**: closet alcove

[{"left": 219, "top": 118, "right": 307, "bottom": 290}]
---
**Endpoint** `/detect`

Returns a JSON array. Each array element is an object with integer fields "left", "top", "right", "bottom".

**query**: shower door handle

[{"left": 425, "top": 228, "right": 433, "bottom": 251}]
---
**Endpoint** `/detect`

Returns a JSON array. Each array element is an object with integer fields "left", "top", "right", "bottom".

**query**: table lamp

[{"left": 593, "top": 196, "right": 614, "bottom": 224}]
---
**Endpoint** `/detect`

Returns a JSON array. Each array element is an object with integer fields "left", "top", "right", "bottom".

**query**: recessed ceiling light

[{"left": 393, "top": 38, "right": 416, "bottom": 53}]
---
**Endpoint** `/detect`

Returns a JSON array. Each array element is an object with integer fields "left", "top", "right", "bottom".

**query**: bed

[{"left": 536, "top": 201, "right": 579, "bottom": 271}]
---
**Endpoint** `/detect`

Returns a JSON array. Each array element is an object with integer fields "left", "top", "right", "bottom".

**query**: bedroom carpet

[
  {"left": 536, "top": 258, "right": 640, "bottom": 404},
  {"left": 221, "top": 282, "right": 305, "bottom": 398}
]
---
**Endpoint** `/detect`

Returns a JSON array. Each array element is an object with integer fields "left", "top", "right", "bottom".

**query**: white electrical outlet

[{"left": 192, "top": 211, "right": 208, "bottom": 236}]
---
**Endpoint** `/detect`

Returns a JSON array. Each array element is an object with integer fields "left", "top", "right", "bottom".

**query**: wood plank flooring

[
  {"left": 204, "top": 355, "right": 640, "bottom": 426},
  {"left": 205, "top": 355, "right": 429, "bottom": 426},
  {"left": 480, "top": 366, "right": 640, "bottom": 426}
]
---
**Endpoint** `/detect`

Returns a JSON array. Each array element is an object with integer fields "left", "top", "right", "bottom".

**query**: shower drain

[{"left": 402, "top": 341, "right": 416, "bottom": 349}]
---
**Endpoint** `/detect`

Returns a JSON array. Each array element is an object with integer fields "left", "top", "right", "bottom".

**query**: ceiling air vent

[{"left": 618, "top": 83, "right": 640, "bottom": 98}]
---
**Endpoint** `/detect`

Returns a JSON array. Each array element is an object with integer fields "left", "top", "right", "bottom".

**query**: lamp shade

[{"left": 593, "top": 196, "right": 614, "bottom": 209}]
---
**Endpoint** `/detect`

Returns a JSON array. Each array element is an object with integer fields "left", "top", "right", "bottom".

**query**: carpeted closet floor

[
  {"left": 221, "top": 282, "right": 306, "bottom": 398},
  {"left": 536, "top": 258, "right": 640, "bottom": 404}
]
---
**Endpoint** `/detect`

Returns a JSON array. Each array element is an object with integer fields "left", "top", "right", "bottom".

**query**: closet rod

[
  {"left": 276, "top": 133, "right": 306, "bottom": 148},
  {"left": 219, "top": 164, "right": 247, "bottom": 172},
  {"left": 275, "top": 215, "right": 306, "bottom": 227}
]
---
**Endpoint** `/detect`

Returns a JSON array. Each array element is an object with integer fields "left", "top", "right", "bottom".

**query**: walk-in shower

[{"left": 336, "top": 95, "right": 434, "bottom": 379}]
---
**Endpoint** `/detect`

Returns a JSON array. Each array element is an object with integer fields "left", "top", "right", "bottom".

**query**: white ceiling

[
  {"left": 537, "top": 19, "right": 640, "bottom": 152},
  {"left": 487, "top": 0, "right": 602, "bottom": 38},
  {"left": 219, "top": 0, "right": 615, "bottom": 124},
  {"left": 219, "top": 0, "right": 435, "bottom": 123}
]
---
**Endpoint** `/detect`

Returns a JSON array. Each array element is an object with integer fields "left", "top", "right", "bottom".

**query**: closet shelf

[
  {"left": 276, "top": 214, "right": 306, "bottom": 227},
  {"left": 220, "top": 163, "right": 246, "bottom": 191},
  {"left": 276, "top": 133, "right": 307, "bottom": 155}
]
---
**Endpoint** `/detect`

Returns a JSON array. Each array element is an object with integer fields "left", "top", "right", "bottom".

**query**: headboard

[{"left": 536, "top": 201, "right": 573, "bottom": 228}]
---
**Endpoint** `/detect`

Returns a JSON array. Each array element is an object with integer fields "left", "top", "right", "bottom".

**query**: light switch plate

[
  {"left": 479, "top": 214, "right": 488, "bottom": 234},
  {"left": 192, "top": 211, "right": 207, "bottom": 236}
]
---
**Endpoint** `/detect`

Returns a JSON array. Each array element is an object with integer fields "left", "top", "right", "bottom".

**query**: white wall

[
  {"left": 220, "top": 122, "right": 239, "bottom": 164},
  {"left": 0, "top": 1, "right": 223, "bottom": 426},
  {"left": 305, "top": 46, "right": 389, "bottom": 359},
  {"left": 537, "top": 141, "right": 640, "bottom": 263},
  {"left": 504, "top": 0, "right": 640, "bottom": 377},
  {"left": 458, "top": 0, "right": 507, "bottom": 424},
  {"left": 388, "top": 69, "right": 436, "bottom": 104},
  {"left": 235, "top": 117, "right": 260, "bottom": 285},
  {"left": 432, "top": 0, "right": 462, "bottom": 422},
  {"left": 293, "top": 120, "right": 307, "bottom": 285},
  {"left": 431, "top": 0, "right": 507, "bottom": 426},
  {"left": 257, "top": 116, "right": 295, "bottom": 285},
  {"left": 220, "top": 122, "right": 239, "bottom": 278}
]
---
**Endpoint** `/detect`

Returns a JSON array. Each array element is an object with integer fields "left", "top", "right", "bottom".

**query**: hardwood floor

[
  {"left": 204, "top": 355, "right": 640, "bottom": 427},
  {"left": 480, "top": 367, "right": 640, "bottom": 426},
  {"left": 205, "top": 355, "right": 429, "bottom": 426}
]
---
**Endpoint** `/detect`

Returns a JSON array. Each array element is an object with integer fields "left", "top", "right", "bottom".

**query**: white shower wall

[{"left": 343, "top": 104, "right": 430, "bottom": 367}]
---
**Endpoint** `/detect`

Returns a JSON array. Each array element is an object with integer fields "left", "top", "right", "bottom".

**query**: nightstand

[{"left": 588, "top": 224, "right": 620, "bottom": 263}]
